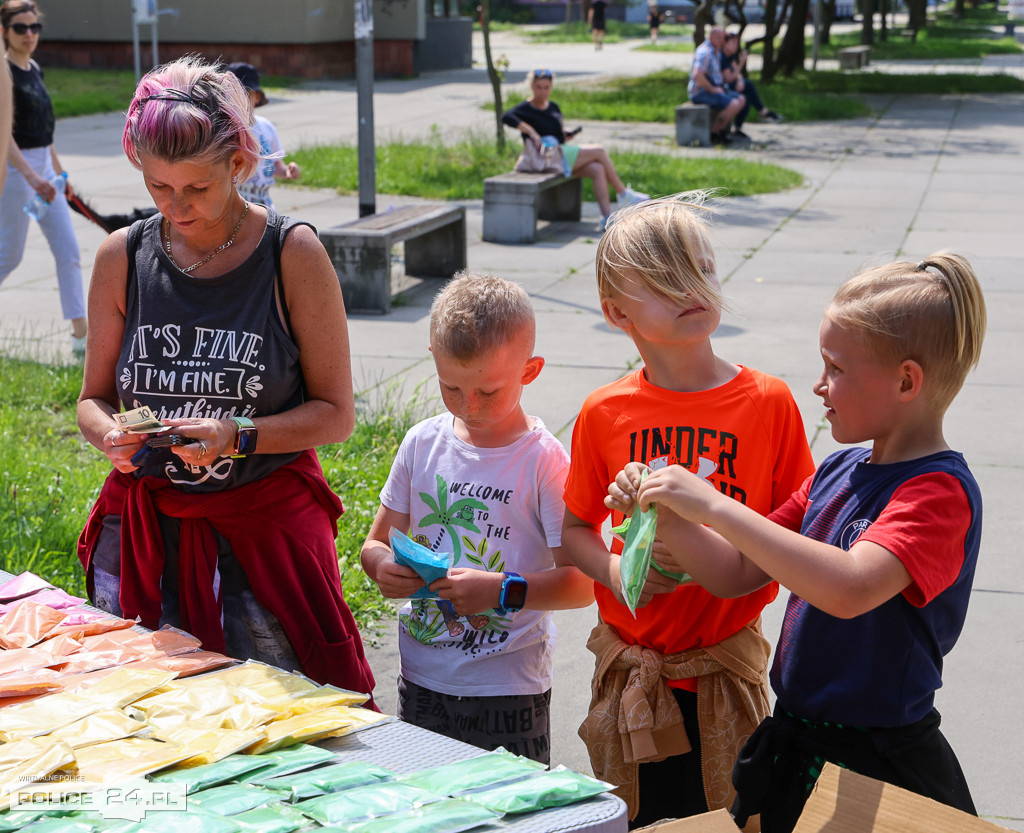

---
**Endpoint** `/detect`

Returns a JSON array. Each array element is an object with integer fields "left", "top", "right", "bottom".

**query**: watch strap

[
  {"left": 229, "top": 416, "right": 255, "bottom": 458},
  {"left": 496, "top": 571, "right": 527, "bottom": 615}
]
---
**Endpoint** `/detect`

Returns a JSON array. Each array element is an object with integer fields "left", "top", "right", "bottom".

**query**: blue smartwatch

[{"left": 496, "top": 571, "right": 528, "bottom": 615}]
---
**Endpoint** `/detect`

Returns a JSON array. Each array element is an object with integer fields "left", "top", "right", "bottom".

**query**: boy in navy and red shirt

[{"left": 613, "top": 251, "right": 986, "bottom": 832}]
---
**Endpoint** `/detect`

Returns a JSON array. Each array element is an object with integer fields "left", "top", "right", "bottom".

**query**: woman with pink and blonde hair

[{"left": 76, "top": 56, "right": 376, "bottom": 701}]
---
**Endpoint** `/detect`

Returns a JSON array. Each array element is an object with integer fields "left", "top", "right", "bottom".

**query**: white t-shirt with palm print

[{"left": 379, "top": 413, "right": 569, "bottom": 697}]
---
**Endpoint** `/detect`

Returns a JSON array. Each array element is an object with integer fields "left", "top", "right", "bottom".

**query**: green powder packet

[
  {"left": 397, "top": 748, "right": 545, "bottom": 796},
  {"left": 236, "top": 743, "right": 338, "bottom": 783},
  {"left": 612, "top": 472, "right": 692, "bottom": 613},
  {"left": 462, "top": 767, "right": 611, "bottom": 814},
  {"left": 21, "top": 820, "right": 96, "bottom": 833},
  {"left": 105, "top": 809, "right": 242, "bottom": 833},
  {"left": 252, "top": 761, "right": 395, "bottom": 801},
  {"left": 232, "top": 802, "right": 310, "bottom": 833},
  {"left": 613, "top": 470, "right": 660, "bottom": 616},
  {"left": 149, "top": 754, "right": 270, "bottom": 793},
  {"left": 0, "top": 810, "right": 81, "bottom": 832},
  {"left": 296, "top": 782, "right": 440, "bottom": 825},
  {"left": 188, "top": 783, "right": 285, "bottom": 816},
  {"left": 338, "top": 797, "right": 502, "bottom": 833}
]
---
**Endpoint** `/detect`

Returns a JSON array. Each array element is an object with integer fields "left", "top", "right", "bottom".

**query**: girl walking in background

[{"left": 0, "top": 0, "right": 86, "bottom": 354}]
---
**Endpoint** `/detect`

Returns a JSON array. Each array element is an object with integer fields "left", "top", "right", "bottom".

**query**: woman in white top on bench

[{"left": 502, "top": 68, "right": 648, "bottom": 232}]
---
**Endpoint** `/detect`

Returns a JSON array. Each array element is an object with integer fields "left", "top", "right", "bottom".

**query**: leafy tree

[
  {"left": 774, "top": 0, "right": 811, "bottom": 74},
  {"left": 479, "top": 0, "right": 507, "bottom": 151}
]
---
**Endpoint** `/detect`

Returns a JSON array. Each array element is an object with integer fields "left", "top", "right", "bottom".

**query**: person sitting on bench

[
  {"left": 687, "top": 26, "right": 745, "bottom": 146},
  {"left": 502, "top": 68, "right": 648, "bottom": 232}
]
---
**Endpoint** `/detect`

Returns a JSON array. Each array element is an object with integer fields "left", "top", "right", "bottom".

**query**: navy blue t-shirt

[{"left": 770, "top": 448, "right": 982, "bottom": 727}]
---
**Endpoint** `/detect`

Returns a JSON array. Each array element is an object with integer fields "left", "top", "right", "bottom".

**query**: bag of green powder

[
  {"left": 339, "top": 797, "right": 501, "bottom": 833},
  {"left": 462, "top": 767, "right": 611, "bottom": 815},
  {"left": 397, "top": 747, "right": 545, "bottom": 796}
]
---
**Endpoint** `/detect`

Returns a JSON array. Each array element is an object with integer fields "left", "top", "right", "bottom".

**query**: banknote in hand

[{"left": 115, "top": 405, "right": 168, "bottom": 433}]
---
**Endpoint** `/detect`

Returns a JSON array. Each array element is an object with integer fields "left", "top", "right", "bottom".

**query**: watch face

[
  {"left": 502, "top": 576, "right": 528, "bottom": 612},
  {"left": 236, "top": 427, "right": 258, "bottom": 455}
]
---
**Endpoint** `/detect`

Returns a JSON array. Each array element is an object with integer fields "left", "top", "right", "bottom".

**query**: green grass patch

[
  {"left": 635, "top": 36, "right": 697, "bottom": 53},
  {"left": 503, "top": 68, "right": 870, "bottom": 122},
  {"left": 43, "top": 69, "right": 301, "bottom": 119},
  {"left": 526, "top": 19, "right": 678, "bottom": 43},
  {"left": 0, "top": 356, "right": 426, "bottom": 636},
  {"left": 0, "top": 358, "right": 104, "bottom": 595},
  {"left": 503, "top": 67, "right": 1024, "bottom": 125},
  {"left": 816, "top": 26, "right": 1020, "bottom": 60},
  {"left": 291, "top": 128, "right": 803, "bottom": 203},
  {"left": 44, "top": 68, "right": 138, "bottom": 119}
]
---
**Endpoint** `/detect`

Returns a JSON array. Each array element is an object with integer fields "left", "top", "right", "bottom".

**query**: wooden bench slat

[{"left": 339, "top": 204, "right": 454, "bottom": 232}]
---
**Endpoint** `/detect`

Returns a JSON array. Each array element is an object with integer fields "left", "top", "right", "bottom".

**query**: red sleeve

[
  {"left": 858, "top": 472, "right": 972, "bottom": 607},
  {"left": 768, "top": 473, "right": 813, "bottom": 533}
]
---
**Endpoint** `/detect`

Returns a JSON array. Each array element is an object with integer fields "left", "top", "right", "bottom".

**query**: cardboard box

[
  {"left": 633, "top": 763, "right": 1014, "bottom": 833},
  {"left": 634, "top": 808, "right": 742, "bottom": 832},
  {"left": 792, "top": 763, "right": 1012, "bottom": 833}
]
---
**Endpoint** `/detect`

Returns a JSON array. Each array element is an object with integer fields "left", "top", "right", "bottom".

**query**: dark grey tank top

[{"left": 117, "top": 210, "right": 306, "bottom": 492}]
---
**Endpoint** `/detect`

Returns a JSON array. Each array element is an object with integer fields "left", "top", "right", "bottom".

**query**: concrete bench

[
  {"left": 319, "top": 204, "right": 466, "bottom": 314},
  {"left": 837, "top": 45, "right": 871, "bottom": 70},
  {"left": 482, "top": 171, "right": 582, "bottom": 244},
  {"left": 675, "top": 103, "right": 722, "bottom": 148}
]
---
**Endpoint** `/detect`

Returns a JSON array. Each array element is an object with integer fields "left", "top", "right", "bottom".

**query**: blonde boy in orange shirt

[{"left": 562, "top": 196, "right": 815, "bottom": 827}]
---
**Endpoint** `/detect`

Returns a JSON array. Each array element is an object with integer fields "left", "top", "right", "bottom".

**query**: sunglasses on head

[
  {"left": 9, "top": 22, "right": 43, "bottom": 34},
  {"left": 532, "top": 69, "right": 553, "bottom": 79}
]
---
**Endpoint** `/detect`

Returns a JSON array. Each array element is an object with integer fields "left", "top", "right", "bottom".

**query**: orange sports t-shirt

[{"left": 564, "top": 366, "right": 815, "bottom": 687}]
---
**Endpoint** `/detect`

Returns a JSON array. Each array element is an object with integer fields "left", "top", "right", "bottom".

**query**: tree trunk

[
  {"left": 820, "top": 0, "right": 836, "bottom": 46},
  {"left": 480, "top": 0, "right": 505, "bottom": 152},
  {"left": 907, "top": 0, "right": 927, "bottom": 35},
  {"left": 775, "top": 0, "right": 811, "bottom": 75},
  {"left": 694, "top": 0, "right": 715, "bottom": 45},
  {"left": 761, "top": 0, "right": 782, "bottom": 81},
  {"left": 953, "top": 0, "right": 965, "bottom": 19},
  {"left": 860, "top": 0, "right": 875, "bottom": 44}
]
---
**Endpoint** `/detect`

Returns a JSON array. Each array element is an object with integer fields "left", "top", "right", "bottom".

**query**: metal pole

[
  {"left": 355, "top": 0, "right": 376, "bottom": 217},
  {"left": 132, "top": 1, "right": 142, "bottom": 83},
  {"left": 151, "top": 0, "right": 159, "bottom": 70}
]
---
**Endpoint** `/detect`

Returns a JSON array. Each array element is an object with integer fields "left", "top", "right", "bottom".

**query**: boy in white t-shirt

[
  {"left": 360, "top": 273, "right": 594, "bottom": 764},
  {"left": 227, "top": 62, "right": 300, "bottom": 208}
]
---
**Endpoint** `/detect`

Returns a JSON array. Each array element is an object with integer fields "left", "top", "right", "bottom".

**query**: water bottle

[{"left": 23, "top": 171, "right": 68, "bottom": 221}]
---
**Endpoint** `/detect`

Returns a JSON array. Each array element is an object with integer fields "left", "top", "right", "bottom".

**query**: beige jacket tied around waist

[{"left": 579, "top": 617, "right": 772, "bottom": 824}]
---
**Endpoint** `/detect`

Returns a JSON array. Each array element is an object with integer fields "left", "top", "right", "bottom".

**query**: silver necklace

[{"left": 163, "top": 202, "right": 250, "bottom": 274}]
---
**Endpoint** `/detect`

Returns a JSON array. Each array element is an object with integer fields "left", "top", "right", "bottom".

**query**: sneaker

[
  {"left": 712, "top": 131, "right": 734, "bottom": 146},
  {"left": 762, "top": 110, "right": 783, "bottom": 123},
  {"left": 618, "top": 186, "right": 649, "bottom": 207},
  {"left": 598, "top": 214, "right": 612, "bottom": 233},
  {"left": 732, "top": 128, "right": 751, "bottom": 140},
  {"left": 71, "top": 334, "right": 86, "bottom": 356}
]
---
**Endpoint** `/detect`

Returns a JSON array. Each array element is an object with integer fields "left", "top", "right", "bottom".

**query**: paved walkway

[{"left": 1, "top": 30, "right": 1021, "bottom": 829}]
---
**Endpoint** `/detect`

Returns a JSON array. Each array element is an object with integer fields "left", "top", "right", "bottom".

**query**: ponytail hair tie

[{"left": 915, "top": 260, "right": 929, "bottom": 272}]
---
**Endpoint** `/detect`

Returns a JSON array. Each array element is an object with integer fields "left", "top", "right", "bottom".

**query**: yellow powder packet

[
  {"left": 46, "top": 708, "right": 148, "bottom": 748},
  {"left": 154, "top": 725, "right": 268, "bottom": 768},
  {"left": 245, "top": 707, "right": 356, "bottom": 755},
  {"left": 0, "top": 739, "right": 75, "bottom": 798},
  {"left": 266, "top": 685, "right": 369, "bottom": 719},
  {"left": 72, "top": 737, "right": 192, "bottom": 784}
]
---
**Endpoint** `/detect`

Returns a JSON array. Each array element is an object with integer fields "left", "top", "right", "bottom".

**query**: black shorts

[{"left": 398, "top": 676, "right": 553, "bottom": 765}]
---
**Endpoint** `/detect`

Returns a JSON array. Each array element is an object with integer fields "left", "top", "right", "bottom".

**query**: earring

[{"left": 232, "top": 174, "right": 238, "bottom": 184}]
